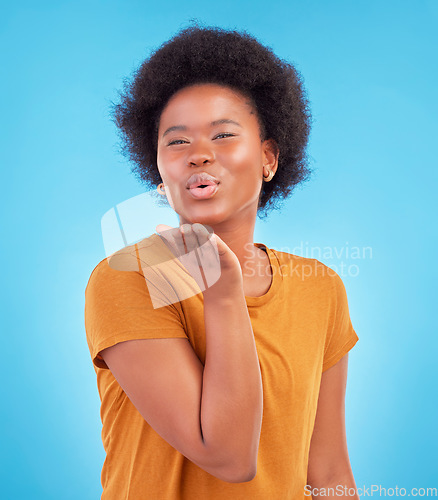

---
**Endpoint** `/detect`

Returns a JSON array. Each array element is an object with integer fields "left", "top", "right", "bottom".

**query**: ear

[{"left": 262, "top": 138, "right": 280, "bottom": 176}]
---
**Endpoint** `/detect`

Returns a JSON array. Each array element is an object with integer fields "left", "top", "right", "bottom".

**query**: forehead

[{"left": 158, "top": 83, "right": 255, "bottom": 127}]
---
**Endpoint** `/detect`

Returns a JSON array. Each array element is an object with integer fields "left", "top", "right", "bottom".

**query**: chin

[{"left": 181, "top": 210, "right": 226, "bottom": 227}]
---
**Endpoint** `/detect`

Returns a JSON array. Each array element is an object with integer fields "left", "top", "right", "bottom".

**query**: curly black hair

[{"left": 110, "top": 21, "right": 313, "bottom": 220}]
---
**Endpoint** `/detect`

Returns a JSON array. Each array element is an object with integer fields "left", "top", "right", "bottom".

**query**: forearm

[
  {"left": 200, "top": 289, "right": 263, "bottom": 479},
  {"left": 308, "top": 471, "right": 360, "bottom": 499}
]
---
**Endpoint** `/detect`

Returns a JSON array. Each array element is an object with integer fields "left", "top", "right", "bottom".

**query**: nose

[{"left": 187, "top": 141, "right": 215, "bottom": 166}]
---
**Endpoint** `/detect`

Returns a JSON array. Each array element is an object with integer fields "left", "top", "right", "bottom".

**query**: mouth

[
  {"left": 185, "top": 171, "right": 220, "bottom": 190},
  {"left": 187, "top": 183, "right": 220, "bottom": 200},
  {"left": 186, "top": 181, "right": 219, "bottom": 190}
]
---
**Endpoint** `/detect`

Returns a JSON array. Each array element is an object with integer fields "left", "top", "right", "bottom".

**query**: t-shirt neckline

[{"left": 244, "top": 243, "right": 281, "bottom": 307}]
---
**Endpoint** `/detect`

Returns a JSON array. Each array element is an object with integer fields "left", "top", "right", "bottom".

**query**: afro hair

[{"left": 110, "top": 21, "right": 313, "bottom": 219}]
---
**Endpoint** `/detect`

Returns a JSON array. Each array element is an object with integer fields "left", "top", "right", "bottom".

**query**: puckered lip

[{"left": 186, "top": 172, "right": 220, "bottom": 189}]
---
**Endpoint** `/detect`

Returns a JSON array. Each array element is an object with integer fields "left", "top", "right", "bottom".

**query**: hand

[{"left": 155, "top": 223, "right": 243, "bottom": 301}]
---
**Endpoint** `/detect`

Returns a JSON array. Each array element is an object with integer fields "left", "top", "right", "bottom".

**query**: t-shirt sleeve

[
  {"left": 84, "top": 253, "right": 189, "bottom": 370},
  {"left": 322, "top": 271, "right": 359, "bottom": 372}
]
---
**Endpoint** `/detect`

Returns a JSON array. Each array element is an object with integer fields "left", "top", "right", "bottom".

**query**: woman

[{"left": 85, "top": 23, "right": 360, "bottom": 499}]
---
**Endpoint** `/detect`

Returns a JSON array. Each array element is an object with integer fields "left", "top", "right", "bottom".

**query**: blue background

[{"left": 2, "top": 0, "right": 437, "bottom": 498}]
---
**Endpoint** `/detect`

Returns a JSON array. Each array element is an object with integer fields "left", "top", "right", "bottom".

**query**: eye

[
  {"left": 214, "top": 133, "right": 235, "bottom": 139},
  {"left": 167, "top": 139, "right": 187, "bottom": 146},
  {"left": 167, "top": 133, "right": 235, "bottom": 146}
]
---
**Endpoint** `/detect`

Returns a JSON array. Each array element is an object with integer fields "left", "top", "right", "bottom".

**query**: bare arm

[
  {"left": 306, "top": 353, "right": 359, "bottom": 499},
  {"left": 200, "top": 289, "right": 264, "bottom": 480},
  {"left": 100, "top": 224, "right": 263, "bottom": 483},
  {"left": 100, "top": 289, "right": 263, "bottom": 483}
]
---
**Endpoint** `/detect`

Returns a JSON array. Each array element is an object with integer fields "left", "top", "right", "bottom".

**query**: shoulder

[
  {"left": 84, "top": 238, "right": 151, "bottom": 295},
  {"left": 85, "top": 251, "right": 132, "bottom": 292},
  {"left": 85, "top": 233, "right": 169, "bottom": 291},
  {"left": 270, "top": 247, "right": 339, "bottom": 288}
]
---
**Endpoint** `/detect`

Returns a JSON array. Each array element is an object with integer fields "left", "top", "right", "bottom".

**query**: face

[{"left": 156, "top": 83, "right": 277, "bottom": 228}]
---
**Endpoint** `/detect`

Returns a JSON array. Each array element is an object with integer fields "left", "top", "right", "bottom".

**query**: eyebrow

[{"left": 162, "top": 119, "right": 242, "bottom": 138}]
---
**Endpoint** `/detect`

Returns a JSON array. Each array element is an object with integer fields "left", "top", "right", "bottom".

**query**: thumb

[{"left": 209, "top": 232, "right": 228, "bottom": 256}]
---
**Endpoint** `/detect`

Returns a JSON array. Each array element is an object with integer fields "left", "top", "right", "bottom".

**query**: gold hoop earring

[
  {"left": 157, "top": 183, "right": 166, "bottom": 195},
  {"left": 263, "top": 169, "right": 274, "bottom": 182}
]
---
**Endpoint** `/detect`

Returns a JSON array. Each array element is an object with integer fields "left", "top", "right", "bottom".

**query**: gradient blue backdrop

[{"left": 2, "top": 1, "right": 437, "bottom": 498}]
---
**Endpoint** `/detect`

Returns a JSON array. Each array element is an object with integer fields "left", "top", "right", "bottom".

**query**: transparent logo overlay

[
  {"left": 101, "top": 191, "right": 371, "bottom": 308},
  {"left": 101, "top": 191, "right": 222, "bottom": 309}
]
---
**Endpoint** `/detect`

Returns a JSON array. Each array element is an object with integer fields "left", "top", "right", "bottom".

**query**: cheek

[
  {"left": 157, "top": 153, "right": 179, "bottom": 184},
  {"left": 219, "top": 142, "right": 261, "bottom": 172},
  {"left": 156, "top": 146, "right": 165, "bottom": 168},
  {"left": 234, "top": 144, "right": 263, "bottom": 190}
]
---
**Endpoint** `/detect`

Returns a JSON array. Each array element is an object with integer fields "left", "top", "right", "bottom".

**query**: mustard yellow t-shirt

[{"left": 84, "top": 235, "right": 359, "bottom": 500}]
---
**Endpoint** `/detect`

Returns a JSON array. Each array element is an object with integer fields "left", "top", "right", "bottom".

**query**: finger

[
  {"left": 156, "top": 225, "right": 184, "bottom": 258},
  {"left": 191, "top": 225, "right": 219, "bottom": 273},
  {"left": 175, "top": 225, "right": 208, "bottom": 289},
  {"left": 156, "top": 224, "right": 173, "bottom": 233},
  {"left": 191, "top": 225, "right": 222, "bottom": 288},
  {"left": 190, "top": 224, "right": 208, "bottom": 274},
  {"left": 191, "top": 225, "right": 218, "bottom": 287},
  {"left": 192, "top": 223, "right": 212, "bottom": 259},
  {"left": 193, "top": 223, "right": 213, "bottom": 246},
  {"left": 179, "top": 224, "right": 189, "bottom": 254},
  {"left": 180, "top": 223, "right": 200, "bottom": 254}
]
